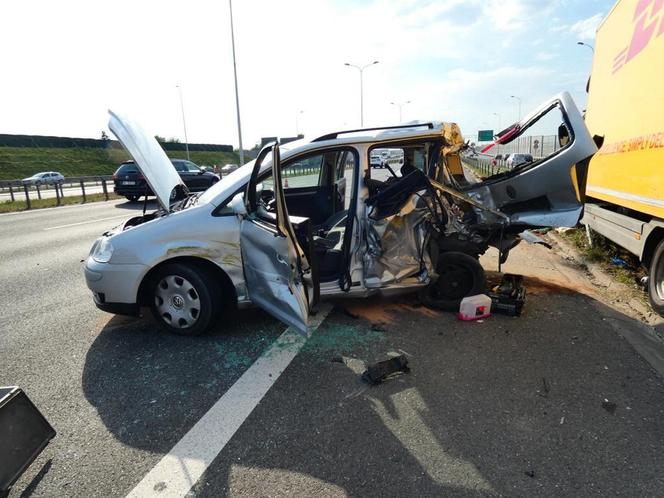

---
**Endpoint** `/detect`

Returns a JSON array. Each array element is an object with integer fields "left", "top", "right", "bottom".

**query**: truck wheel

[
  {"left": 648, "top": 239, "right": 664, "bottom": 316},
  {"left": 419, "top": 252, "right": 486, "bottom": 311},
  {"left": 149, "top": 263, "right": 221, "bottom": 336}
]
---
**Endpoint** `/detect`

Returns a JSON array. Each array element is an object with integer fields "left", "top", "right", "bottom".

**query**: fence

[
  {"left": 0, "top": 176, "right": 114, "bottom": 209},
  {"left": 462, "top": 156, "right": 508, "bottom": 179},
  {"left": 477, "top": 134, "right": 560, "bottom": 157}
]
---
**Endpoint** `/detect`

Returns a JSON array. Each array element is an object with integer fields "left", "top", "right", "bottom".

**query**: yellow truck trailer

[{"left": 582, "top": 0, "right": 664, "bottom": 314}]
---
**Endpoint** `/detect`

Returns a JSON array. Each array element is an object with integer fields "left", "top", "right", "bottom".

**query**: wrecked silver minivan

[{"left": 84, "top": 92, "right": 597, "bottom": 335}]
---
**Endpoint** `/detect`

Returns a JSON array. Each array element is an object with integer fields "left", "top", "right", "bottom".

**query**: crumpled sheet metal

[{"left": 364, "top": 195, "right": 432, "bottom": 288}]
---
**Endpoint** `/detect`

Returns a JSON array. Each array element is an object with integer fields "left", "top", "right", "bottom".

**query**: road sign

[{"left": 478, "top": 130, "right": 493, "bottom": 142}]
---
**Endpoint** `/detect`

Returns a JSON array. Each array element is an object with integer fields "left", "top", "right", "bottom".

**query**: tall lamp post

[
  {"left": 510, "top": 95, "right": 522, "bottom": 121},
  {"left": 344, "top": 60, "right": 379, "bottom": 127},
  {"left": 390, "top": 100, "right": 411, "bottom": 122},
  {"left": 577, "top": 41, "right": 594, "bottom": 53},
  {"left": 295, "top": 110, "right": 304, "bottom": 136},
  {"left": 176, "top": 85, "right": 190, "bottom": 161},
  {"left": 493, "top": 112, "right": 502, "bottom": 131},
  {"left": 229, "top": 0, "right": 244, "bottom": 166}
]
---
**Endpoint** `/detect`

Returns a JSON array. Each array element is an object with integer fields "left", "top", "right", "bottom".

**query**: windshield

[{"left": 197, "top": 159, "right": 257, "bottom": 205}]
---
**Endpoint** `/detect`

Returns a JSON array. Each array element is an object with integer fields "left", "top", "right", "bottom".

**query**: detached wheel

[
  {"left": 648, "top": 239, "right": 664, "bottom": 316},
  {"left": 149, "top": 263, "right": 221, "bottom": 336},
  {"left": 419, "top": 252, "right": 486, "bottom": 311}
]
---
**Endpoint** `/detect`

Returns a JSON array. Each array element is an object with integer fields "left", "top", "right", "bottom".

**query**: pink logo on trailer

[{"left": 613, "top": 0, "right": 664, "bottom": 73}]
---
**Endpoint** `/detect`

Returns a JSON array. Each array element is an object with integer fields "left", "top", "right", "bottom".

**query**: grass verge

[
  {"left": 0, "top": 192, "right": 122, "bottom": 213},
  {"left": 560, "top": 227, "right": 647, "bottom": 287}
]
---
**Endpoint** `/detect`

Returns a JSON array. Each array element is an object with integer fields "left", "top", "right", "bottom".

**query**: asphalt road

[{"left": 2, "top": 196, "right": 664, "bottom": 497}]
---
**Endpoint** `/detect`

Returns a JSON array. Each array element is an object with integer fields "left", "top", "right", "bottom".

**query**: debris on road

[
  {"left": 489, "top": 274, "right": 526, "bottom": 316},
  {"left": 602, "top": 399, "right": 617, "bottom": 414},
  {"left": 458, "top": 294, "right": 492, "bottom": 321},
  {"left": 362, "top": 354, "right": 410, "bottom": 384},
  {"left": 610, "top": 257, "right": 628, "bottom": 268},
  {"left": 524, "top": 470, "right": 536, "bottom": 478},
  {"left": 536, "top": 377, "right": 550, "bottom": 398}
]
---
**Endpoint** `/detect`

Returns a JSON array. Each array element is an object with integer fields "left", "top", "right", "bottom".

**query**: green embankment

[{"left": 0, "top": 145, "right": 240, "bottom": 180}]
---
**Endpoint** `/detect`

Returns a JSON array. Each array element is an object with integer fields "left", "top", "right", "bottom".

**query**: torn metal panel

[{"left": 364, "top": 194, "right": 433, "bottom": 288}]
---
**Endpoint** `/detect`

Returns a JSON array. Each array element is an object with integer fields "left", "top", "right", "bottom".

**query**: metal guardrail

[
  {"left": 0, "top": 175, "right": 114, "bottom": 208},
  {"left": 462, "top": 156, "right": 508, "bottom": 178}
]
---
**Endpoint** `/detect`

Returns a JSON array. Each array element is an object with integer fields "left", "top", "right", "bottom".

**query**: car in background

[
  {"left": 506, "top": 153, "right": 534, "bottom": 169},
  {"left": 370, "top": 155, "right": 385, "bottom": 168},
  {"left": 221, "top": 163, "right": 239, "bottom": 175},
  {"left": 113, "top": 159, "right": 219, "bottom": 202},
  {"left": 21, "top": 171, "right": 64, "bottom": 186}
]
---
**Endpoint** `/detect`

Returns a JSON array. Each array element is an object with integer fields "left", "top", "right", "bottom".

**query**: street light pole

[
  {"left": 176, "top": 85, "right": 190, "bottom": 161},
  {"left": 493, "top": 112, "right": 502, "bottom": 131},
  {"left": 577, "top": 41, "right": 595, "bottom": 53},
  {"left": 295, "top": 110, "right": 304, "bottom": 136},
  {"left": 390, "top": 100, "right": 411, "bottom": 122},
  {"left": 510, "top": 95, "right": 522, "bottom": 121},
  {"left": 229, "top": 0, "right": 244, "bottom": 166},
  {"left": 344, "top": 60, "right": 379, "bottom": 127}
]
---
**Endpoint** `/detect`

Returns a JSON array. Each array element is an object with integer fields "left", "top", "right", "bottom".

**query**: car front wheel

[
  {"left": 149, "top": 263, "right": 221, "bottom": 335},
  {"left": 126, "top": 195, "right": 140, "bottom": 202},
  {"left": 419, "top": 252, "right": 486, "bottom": 311}
]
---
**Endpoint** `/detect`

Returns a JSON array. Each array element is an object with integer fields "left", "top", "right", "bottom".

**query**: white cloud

[
  {"left": 0, "top": 0, "right": 604, "bottom": 149},
  {"left": 570, "top": 12, "right": 604, "bottom": 40}
]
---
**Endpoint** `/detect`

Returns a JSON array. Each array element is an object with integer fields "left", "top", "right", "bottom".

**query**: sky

[{"left": 0, "top": 0, "right": 615, "bottom": 149}]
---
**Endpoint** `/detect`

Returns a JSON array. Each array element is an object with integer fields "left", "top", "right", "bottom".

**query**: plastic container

[{"left": 458, "top": 294, "right": 492, "bottom": 321}]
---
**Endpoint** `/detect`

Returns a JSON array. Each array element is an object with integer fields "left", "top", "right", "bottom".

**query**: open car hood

[{"left": 108, "top": 110, "right": 185, "bottom": 211}]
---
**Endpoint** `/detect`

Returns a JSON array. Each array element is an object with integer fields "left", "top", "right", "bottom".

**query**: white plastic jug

[{"left": 458, "top": 294, "right": 492, "bottom": 321}]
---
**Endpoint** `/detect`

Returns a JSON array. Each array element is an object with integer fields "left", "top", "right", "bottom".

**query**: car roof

[{"left": 277, "top": 121, "right": 453, "bottom": 159}]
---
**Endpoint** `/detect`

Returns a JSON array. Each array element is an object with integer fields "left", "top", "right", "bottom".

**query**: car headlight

[{"left": 92, "top": 237, "right": 115, "bottom": 263}]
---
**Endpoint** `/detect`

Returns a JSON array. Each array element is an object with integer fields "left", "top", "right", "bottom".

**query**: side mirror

[{"left": 229, "top": 192, "right": 247, "bottom": 217}]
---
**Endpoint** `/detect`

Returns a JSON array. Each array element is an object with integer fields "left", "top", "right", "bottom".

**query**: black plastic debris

[
  {"left": 601, "top": 400, "right": 617, "bottom": 414},
  {"left": 489, "top": 273, "right": 526, "bottom": 316},
  {"left": 362, "top": 355, "right": 410, "bottom": 384},
  {"left": 524, "top": 470, "right": 536, "bottom": 478},
  {"left": 1, "top": 387, "right": 56, "bottom": 496}
]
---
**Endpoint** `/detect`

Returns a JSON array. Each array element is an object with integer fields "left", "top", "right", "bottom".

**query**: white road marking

[
  {"left": 43, "top": 214, "right": 128, "bottom": 231},
  {"left": 126, "top": 304, "right": 332, "bottom": 498}
]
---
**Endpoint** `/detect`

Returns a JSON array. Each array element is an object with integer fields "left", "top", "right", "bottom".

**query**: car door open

[
  {"left": 235, "top": 143, "right": 317, "bottom": 334},
  {"left": 468, "top": 91, "right": 597, "bottom": 228}
]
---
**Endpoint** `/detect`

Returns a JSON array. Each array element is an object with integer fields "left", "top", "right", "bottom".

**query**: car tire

[
  {"left": 648, "top": 238, "right": 664, "bottom": 316},
  {"left": 126, "top": 195, "right": 140, "bottom": 202},
  {"left": 149, "top": 263, "right": 221, "bottom": 336},
  {"left": 419, "top": 251, "right": 486, "bottom": 311}
]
